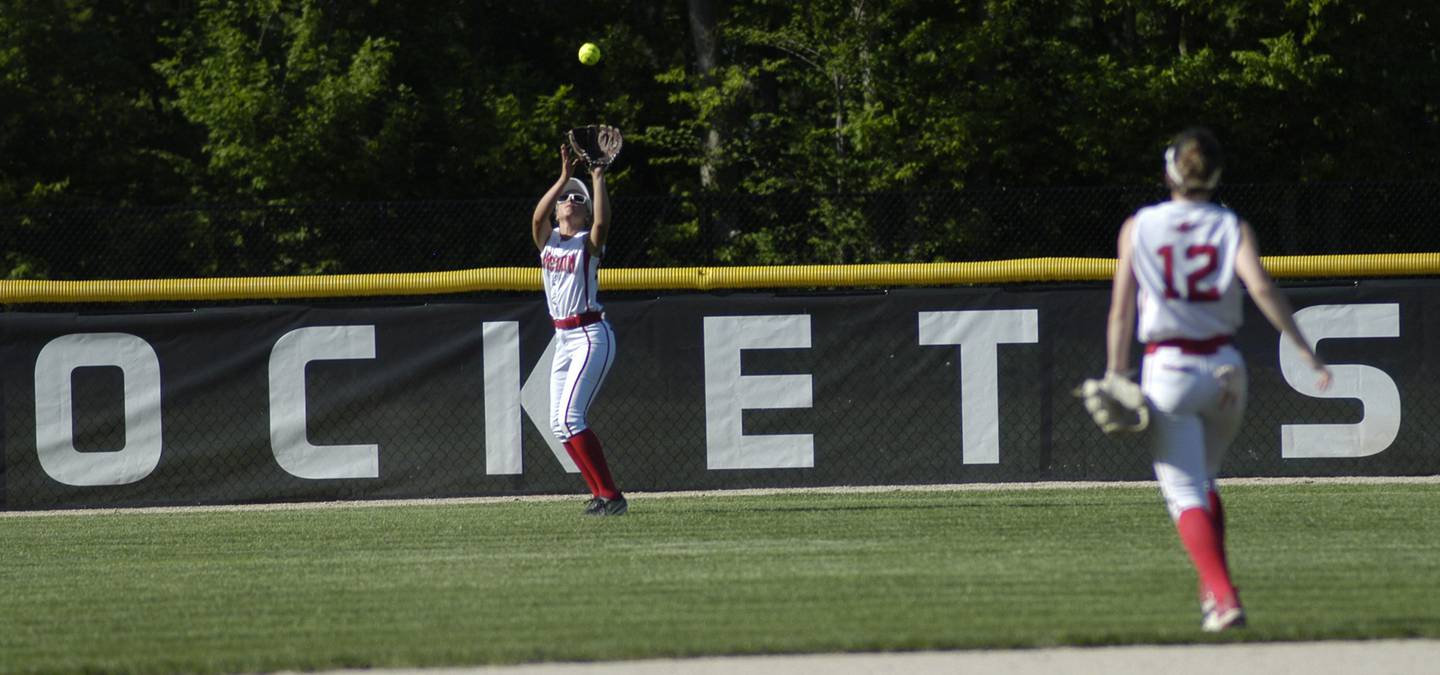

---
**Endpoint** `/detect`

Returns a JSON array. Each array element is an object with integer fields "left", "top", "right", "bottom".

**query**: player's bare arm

[
  {"left": 1105, "top": 217, "right": 1139, "bottom": 375},
  {"left": 1234, "top": 221, "right": 1332, "bottom": 390},
  {"left": 587, "top": 165, "right": 609, "bottom": 256},
  {"left": 531, "top": 145, "right": 580, "bottom": 251}
]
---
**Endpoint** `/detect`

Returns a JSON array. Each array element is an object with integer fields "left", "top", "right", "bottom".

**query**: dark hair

[{"left": 1165, "top": 127, "right": 1223, "bottom": 194}]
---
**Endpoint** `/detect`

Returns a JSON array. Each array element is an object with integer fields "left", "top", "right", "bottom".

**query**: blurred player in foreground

[
  {"left": 530, "top": 143, "right": 626, "bottom": 516},
  {"left": 1105, "top": 127, "right": 1331, "bottom": 630}
]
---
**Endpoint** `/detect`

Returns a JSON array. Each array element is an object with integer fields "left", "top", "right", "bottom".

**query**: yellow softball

[{"left": 578, "top": 43, "right": 601, "bottom": 66}]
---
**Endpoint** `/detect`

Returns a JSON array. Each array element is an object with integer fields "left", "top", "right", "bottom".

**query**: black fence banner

[{"left": 2, "top": 281, "right": 1433, "bottom": 510}]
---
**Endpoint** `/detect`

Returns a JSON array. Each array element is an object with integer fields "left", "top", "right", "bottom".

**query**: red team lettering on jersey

[
  {"left": 1130, "top": 201, "right": 1243, "bottom": 343},
  {"left": 541, "top": 249, "right": 578, "bottom": 273}
]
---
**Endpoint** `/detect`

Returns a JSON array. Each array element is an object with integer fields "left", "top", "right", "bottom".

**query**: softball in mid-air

[{"left": 578, "top": 42, "right": 601, "bottom": 66}]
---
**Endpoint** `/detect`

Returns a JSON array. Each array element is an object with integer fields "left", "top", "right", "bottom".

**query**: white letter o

[{"left": 34, "top": 333, "right": 163, "bottom": 486}]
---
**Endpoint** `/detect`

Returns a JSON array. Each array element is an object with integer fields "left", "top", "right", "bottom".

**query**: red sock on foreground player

[
  {"left": 1208, "top": 489, "right": 1227, "bottom": 557},
  {"left": 1177, "top": 508, "right": 1236, "bottom": 601},
  {"left": 1177, "top": 499, "right": 1243, "bottom": 632}
]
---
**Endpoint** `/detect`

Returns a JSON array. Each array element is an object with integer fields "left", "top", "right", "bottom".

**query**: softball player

[
  {"left": 1105, "top": 128, "right": 1330, "bottom": 631},
  {"left": 530, "top": 144, "right": 625, "bottom": 516}
]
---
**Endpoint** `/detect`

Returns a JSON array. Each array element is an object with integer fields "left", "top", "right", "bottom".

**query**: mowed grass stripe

[{"left": 0, "top": 484, "right": 1436, "bottom": 674}]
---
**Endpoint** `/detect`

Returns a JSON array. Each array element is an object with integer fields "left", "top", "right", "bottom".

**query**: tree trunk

[{"left": 687, "top": 0, "right": 722, "bottom": 191}]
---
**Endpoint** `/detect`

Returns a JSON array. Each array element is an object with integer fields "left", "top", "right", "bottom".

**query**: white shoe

[{"left": 1201, "top": 593, "right": 1247, "bottom": 632}]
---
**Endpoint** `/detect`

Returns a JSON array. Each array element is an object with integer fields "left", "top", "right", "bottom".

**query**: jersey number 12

[{"left": 1157, "top": 244, "right": 1219, "bottom": 302}]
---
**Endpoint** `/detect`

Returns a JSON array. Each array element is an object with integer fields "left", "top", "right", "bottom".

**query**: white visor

[{"left": 561, "top": 177, "right": 591, "bottom": 207}]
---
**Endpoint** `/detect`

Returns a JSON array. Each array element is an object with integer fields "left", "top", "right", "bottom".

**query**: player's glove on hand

[
  {"left": 1073, "top": 372, "right": 1150, "bottom": 434},
  {"left": 567, "top": 125, "right": 623, "bottom": 169}
]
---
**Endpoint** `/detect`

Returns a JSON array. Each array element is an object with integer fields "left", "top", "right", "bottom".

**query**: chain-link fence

[{"left": 4, "top": 182, "right": 1438, "bottom": 281}]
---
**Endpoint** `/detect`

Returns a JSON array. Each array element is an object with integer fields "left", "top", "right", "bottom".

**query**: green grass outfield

[{"left": 2, "top": 483, "right": 1437, "bottom": 674}]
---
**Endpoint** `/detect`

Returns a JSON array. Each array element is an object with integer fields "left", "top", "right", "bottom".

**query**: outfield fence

[
  {"left": 2, "top": 281, "right": 1436, "bottom": 511},
  {"left": 3, "top": 181, "right": 1439, "bottom": 510},
  {"left": 4, "top": 182, "right": 1438, "bottom": 282}
]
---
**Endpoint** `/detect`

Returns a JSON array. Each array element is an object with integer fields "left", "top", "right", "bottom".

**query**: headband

[{"left": 1165, "top": 145, "right": 1221, "bottom": 191}]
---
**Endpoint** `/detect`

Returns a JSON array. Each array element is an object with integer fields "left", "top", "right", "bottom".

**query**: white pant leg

[
  {"left": 1143, "top": 346, "right": 1246, "bottom": 521},
  {"left": 1150, "top": 408, "right": 1209, "bottom": 522},
  {"left": 549, "top": 330, "right": 573, "bottom": 441},
  {"left": 1200, "top": 359, "right": 1247, "bottom": 480},
  {"left": 549, "top": 321, "right": 616, "bottom": 441}
]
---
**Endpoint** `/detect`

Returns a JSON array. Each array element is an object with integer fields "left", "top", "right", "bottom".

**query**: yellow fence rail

[{"left": 4, "top": 253, "right": 1440, "bottom": 304}]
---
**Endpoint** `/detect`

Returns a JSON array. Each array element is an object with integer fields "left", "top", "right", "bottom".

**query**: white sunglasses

[{"left": 556, "top": 193, "right": 589, "bottom": 205}]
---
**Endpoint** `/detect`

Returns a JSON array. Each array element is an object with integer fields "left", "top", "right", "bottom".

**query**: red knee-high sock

[
  {"left": 570, "top": 429, "right": 620, "bottom": 499},
  {"left": 563, "top": 438, "right": 600, "bottom": 496},
  {"left": 1177, "top": 507, "right": 1236, "bottom": 603},
  {"left": 1207, "top": 489, "right": 1228, "bottom": 569}
]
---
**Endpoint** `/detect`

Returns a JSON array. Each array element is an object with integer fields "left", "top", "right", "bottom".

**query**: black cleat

[{"left": 584, "top": 495, "right": 628, "bottom": 516}]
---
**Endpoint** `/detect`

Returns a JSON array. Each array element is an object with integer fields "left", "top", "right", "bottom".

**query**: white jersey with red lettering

[
  {"left": 1128, "top": 199, "right": 1248, "bottom": 522},
  {"left": 1130, "top": 200, "right": 1243, "bottom": 344},
  {"left": 540, "top": 230, "right": 603, "bottom": 321}
]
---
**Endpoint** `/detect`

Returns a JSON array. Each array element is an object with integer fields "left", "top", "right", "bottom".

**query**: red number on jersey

[{"left": 1156, "top": 244, "right": 1220, "bottom": 302}]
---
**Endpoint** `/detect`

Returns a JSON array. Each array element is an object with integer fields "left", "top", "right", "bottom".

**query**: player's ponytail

[{"left": 1165, "top": 127, "right": 1223, "bottom": 196}]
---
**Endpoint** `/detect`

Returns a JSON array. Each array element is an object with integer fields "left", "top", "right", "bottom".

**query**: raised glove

[
  {"left": 567, "top": 124, "right": 623, "bottom": 169},
  {"left": 1073, "top": 372, "right": 1150, "bottom": 434}
]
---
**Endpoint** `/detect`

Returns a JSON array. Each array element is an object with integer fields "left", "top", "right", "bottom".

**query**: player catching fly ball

[
  {"left": 530, "top": 132, "right": 626, "bottom": 516},
  {"left": 1102, "top": 127, "right": 1331, "bottom": 631}
]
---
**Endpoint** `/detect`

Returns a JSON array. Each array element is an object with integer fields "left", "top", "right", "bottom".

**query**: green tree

[
  {"left": 0, "top": 1, "right": 196, "bottom": 207},
  {"left": 646, "top": 0, "right": 1439, "bottom": 263},
  {"left": 150, "top": 0, "right": 688, "bottom": 271},
  {"left": 0, "top": 1, "right": 203, "bottom": 279},
  {"left": 3, "top": 1, "right": 1438, "bottom": 275}
]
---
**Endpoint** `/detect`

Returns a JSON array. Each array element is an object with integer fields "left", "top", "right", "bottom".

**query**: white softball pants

[
  {"left": 549, "top": 320, "right": 616, "bottom": 441},
  {"left": 1141, "top": 345, "right": 1248, "bottom": 521}
]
